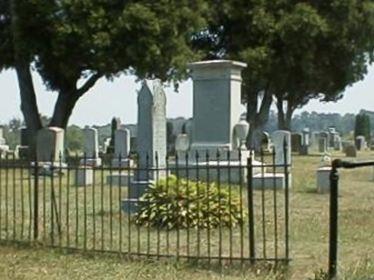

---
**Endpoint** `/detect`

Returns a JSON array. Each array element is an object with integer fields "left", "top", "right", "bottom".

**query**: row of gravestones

[{"left": 24, "top": 79, "right": 165, "bottom": 209}]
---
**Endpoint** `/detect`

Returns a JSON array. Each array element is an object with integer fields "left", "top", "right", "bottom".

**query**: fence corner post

[{"left": 328, "top": 159, "right": 340, "bottom": 279}]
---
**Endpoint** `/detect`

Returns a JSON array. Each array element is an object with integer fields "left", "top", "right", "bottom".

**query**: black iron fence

[
  {"left": 328, "top": 159, "right": 374, "bottom": 279},
  {"left": 0, "top": 148, "right": 291, "bottom": 266}
]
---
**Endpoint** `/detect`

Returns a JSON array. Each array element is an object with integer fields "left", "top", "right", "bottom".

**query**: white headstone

[
  {"left": 302, "top": 128, "right": 310, "bottom": 146},
  {"left": 317, "top": 167, "right": 332, "bottom": 194},
  {"left": 114, "top": 128, "right": 130, "bottom": 158},
  {"left": 234, "top": 120, "right": 250, "bottom": 150},
  {"left": 36, "top": 127, "right": 64, "bottom": 162},
  {"left": 272, "top": 130, "right": 291, "bottom": 165},
  {"left": 83, "top": 127, "right": 99, "bottom": 158},
  {"left": 355, "top": 135, "right": 366, "bottom": 151},
  {"left": 175, "top": 134, "right": 190, "bottom": 152}
]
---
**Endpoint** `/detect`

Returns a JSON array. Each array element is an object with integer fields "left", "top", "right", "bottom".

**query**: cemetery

[
  {"left": 0, "top": 1, "right": 374, "bottom": 279},
  {"left": 0, "top": 61, "right": 374, "bottom": 279}
]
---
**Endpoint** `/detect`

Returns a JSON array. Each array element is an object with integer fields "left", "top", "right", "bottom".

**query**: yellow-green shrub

[{"left": 134, "top": 176, "right": 245, "bottom": 229}]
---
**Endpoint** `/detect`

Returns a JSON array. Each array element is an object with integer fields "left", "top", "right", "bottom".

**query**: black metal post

[
  {"left": 247, "top": 157, "right": 255, "bottom": 264},
  {"left": 329, "top": 160, "right": 339, "bottom": 279},
  {"left": 33, "top": 160, "right": 39, "bottom": 240}
]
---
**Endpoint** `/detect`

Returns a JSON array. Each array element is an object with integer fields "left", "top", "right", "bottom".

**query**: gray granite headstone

[
  {"left": 36, "top": 127, "right": 64, "bottom": 162},
  {"left": 81, "top": 127, "right": 102, "bottom": 166},
  {"left": 272, "top": 130, "right": 291, "bottom": 165},
  {"left": 175, "top": 133, "right": 190, "bottom": 161},
  {"left": 333, "top": 135, "right": 342, "bottom": 151},
  {"left": 291, "top": 133, "right": 302, "bottom": 153},
  {"left": 114, "top": 128, "right": 130, "bottom": 158},
  {"left": 319, "top": 132, "right": 329, "bottom": 152},
  {"left": 345, "top": 145, "right": 357, "bottom": 157},
  {"left": 83, "top": 127, "right": 99, "bottom": 158},
  {"left": 318, "top": 138, "right": 327, "bottom": 153},
  {"left": 317, "top": 167, "right": 332, "bottom": 194}
]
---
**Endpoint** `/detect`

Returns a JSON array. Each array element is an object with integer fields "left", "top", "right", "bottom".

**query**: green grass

[{"left": 1, "top": 151, "right": 374, "bottom": 279}]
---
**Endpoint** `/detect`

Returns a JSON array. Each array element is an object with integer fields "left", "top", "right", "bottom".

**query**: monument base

[
  {"left": 31, "top": 162, "right": 67, "bottom": 176},
  {"left": 111, "top": 158, "right": 133, "bottom": 168},
  {"left": 170, "top": 159, "right": 264, "bottom": 184},
  {"left": 122, "top": 180, "right": 154, "bottom": 214},
  {"left": 79, "top": 158, "right": 102, "bottom": 167},
  {"left": 251, "top": 173, "right": 290, "bottom": 190},
  {"left": 187, "top": 146, "right": 252, "bottom": 161},
  {"left": 106, "top": 173, "right": 131, "bottom": 186},
  {"left": 121, "top": 198, "right": 148, "bottom": 214}
]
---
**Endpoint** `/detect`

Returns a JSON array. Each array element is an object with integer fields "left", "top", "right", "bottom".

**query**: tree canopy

[
  {"left": 1, "top": 0, "right": 207, "bottom": 129},
  {"left": 1, "top": 0, "right": 374, "bottom": 153},
  {"left": 193, "top": 0, "right": 374, "bottom": 147}
]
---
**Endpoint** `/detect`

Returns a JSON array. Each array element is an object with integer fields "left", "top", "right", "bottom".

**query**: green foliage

[
  {"left": 65, "top": 125, "right": 84, "bottom": 152},
  {"left": 134, "top": 176, "right": 245, "bottom": 229},
  {"left": 354, "top": 114, "right": 371, "bottom": 142},
  {"left": 1, "top": 0, "right": 207, "bottom": 128},
  {"left": 194, "top": 0, "right": 374, "bottom": 134}
]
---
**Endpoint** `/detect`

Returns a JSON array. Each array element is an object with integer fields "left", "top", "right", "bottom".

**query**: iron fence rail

[{"left": 0, "top": 149, "right": 291, "bottom": 266}]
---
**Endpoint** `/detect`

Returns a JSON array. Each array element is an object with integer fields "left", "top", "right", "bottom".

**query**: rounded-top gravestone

[
  {"left": 175, "top": 134, "right": 190, "bottom": 152},
  {"left": 234, "top": 120, "right": 249, "bottom": 149}
]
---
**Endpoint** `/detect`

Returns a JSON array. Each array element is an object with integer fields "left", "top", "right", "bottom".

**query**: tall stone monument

[
  {"left": 187, "top": 60, "right": 249, "bottom": 160},
  {"left": 136, "top": 80, "right": 167, "bottom": 170},
  {"left": 123, "top": 80, "right": 167, "bottom": 212}
]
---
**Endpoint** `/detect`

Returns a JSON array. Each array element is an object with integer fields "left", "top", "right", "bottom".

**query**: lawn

[{"left": 1, "top": 151, "right": 374, "bottom": 279}]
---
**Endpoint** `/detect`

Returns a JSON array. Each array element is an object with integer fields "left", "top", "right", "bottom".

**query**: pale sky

[{"left": 0, "top": 64, "right": 373, "bottom": 127}]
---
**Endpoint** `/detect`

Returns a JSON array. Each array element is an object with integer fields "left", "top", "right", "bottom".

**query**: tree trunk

[
  {"left": 246, "top": 89, "right": 273, "bottom": 151},
  {"left": 14, "top": 63, "right": 43, "bottom": 158},
  {"left": 246, "top": 91, "right": 258, "bottom": 149},
  {"left": 285, "top": 105, "right": 294, "bottom": 131},
  {"left": 49, "top": 74, "right": 101, "bottom": 128},
  {"left": 11, "top": 0, "right": 42, "bottom": 158},
  {"left": 276, "top": 96, "right": 294, "bottom": 131},
  {"left": 277, "top": 97, "right": 287, "bottom": 130},
  {"left": 49, "top": 92, "right": 79, "bottom": 128}
]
